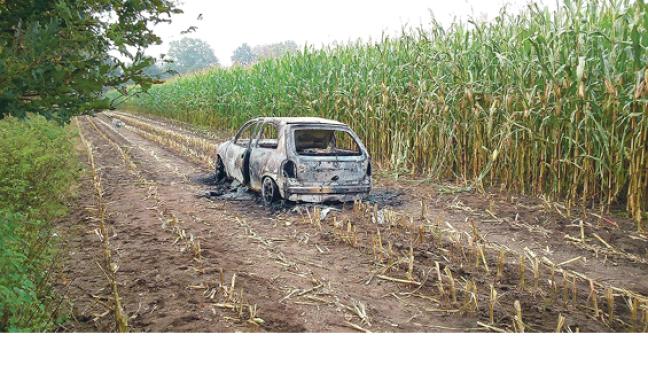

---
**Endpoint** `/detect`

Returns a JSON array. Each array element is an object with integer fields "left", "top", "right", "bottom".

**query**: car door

[
  {"left": 248, "top": 122, "right": 280, "bottom": 191},
  {"left": 225, "top": 120, "right": 258, "bottom": 184}
]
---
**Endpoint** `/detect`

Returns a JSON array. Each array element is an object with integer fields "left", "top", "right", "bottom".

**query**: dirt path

[{"left": 55, "top": 112, "right": 648, "bottom": 333}]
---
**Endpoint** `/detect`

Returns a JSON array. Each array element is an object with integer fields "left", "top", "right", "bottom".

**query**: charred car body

[{"left": 215, "top": 117, "right": 371, "bottom": 204}]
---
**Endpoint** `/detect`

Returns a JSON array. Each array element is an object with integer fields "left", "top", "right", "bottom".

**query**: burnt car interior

[
  {"left": 233, "top": 122, "right": 257, "bottom": 184},
  {"left": 294, "top": 129, "right": 361, "bottom": 156},
  {"left": 256, "top": 123, "right": 279, "bottom": 149},
  {"left": 232, "top": 121, "right": 280, "bottom": 184}
]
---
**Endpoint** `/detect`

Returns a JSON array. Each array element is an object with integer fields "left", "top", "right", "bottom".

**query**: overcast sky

[{"left": 149, "top": 0, "right": 555, "bottom": 66}]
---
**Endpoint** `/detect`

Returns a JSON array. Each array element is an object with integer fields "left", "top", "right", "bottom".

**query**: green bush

[
  {"left": 0, "top": 115, "right": 78, "bottom": 332},
  {"left": 0, "top": 211, "right": 51, "bottom": 332}
]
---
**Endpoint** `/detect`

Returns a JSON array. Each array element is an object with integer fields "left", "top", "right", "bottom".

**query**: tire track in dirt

[
  {"left": 61, "top": 117, "right": 273, "bottom": 331},
  {"left": 54, "top": 152, "right": 118, "bottom": 332}
]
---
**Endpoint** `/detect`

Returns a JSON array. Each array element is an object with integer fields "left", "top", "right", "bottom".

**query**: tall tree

[
  {"left": 0, "top": 0, "right": 182, "bottom": 123},
  {"left": 252, "top": 41, "right": 298, "bottom": 61},
  {"left": 166, "top": 37, "right": 219, "bottom": 75},
  {"left": 231, "top": 43, "right": 256, "bottom": 67}
]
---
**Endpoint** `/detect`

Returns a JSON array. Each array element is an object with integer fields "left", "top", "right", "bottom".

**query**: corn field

[{"left": 120, "top": 0, "right": 648, "bottom": 227}]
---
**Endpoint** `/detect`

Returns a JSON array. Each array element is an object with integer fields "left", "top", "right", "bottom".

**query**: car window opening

[
  {"left": 257, "top": 123, "right": 279, "bottom": 149},
  {"left": 234, "top": 122, "right": 257, "bottom": 147},
  {"left": 294, "top": 129, "right": 361, "bottom": 156}
]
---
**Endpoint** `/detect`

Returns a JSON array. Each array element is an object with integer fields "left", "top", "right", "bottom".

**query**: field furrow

[{"left": 57, "top": 112, "right": 648, "bottom": 332}]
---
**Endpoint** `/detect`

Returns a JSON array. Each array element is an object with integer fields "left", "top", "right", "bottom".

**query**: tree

[
  {"left": 166, "top": 37, "right": 219, "bottom": 75},
  {"left": 252, "top": 41, "right": 298, "bottom": 61},
  {"left": 231, "top": 43, "right": 256, "bottom": 67},
  {"left": 0, "top": 0, "right": 182, "bottom": 123},
  {"left": 143, "top": 63, "right": 164, "bottom": 78}
]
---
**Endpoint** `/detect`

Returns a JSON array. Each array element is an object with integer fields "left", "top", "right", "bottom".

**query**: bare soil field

[{"left": 54, "top": 111, "right": 648, "bottom": 332}]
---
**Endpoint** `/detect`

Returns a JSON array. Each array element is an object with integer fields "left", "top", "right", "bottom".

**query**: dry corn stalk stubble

[
  {"left": 77, "top": 117, "right": 129, "bottom": 332},
  {"left": 323, "top": 199, "right": 648, "bottom": 332}
]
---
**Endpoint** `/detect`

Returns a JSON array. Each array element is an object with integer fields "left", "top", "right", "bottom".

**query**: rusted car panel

[{"left": 216, "top": 117, "right": 371, "bottom": 204}]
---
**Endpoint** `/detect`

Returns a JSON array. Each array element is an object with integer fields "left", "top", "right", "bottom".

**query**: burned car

[{"left": 215, "top": 117, "right": 371, "bottom": 204}]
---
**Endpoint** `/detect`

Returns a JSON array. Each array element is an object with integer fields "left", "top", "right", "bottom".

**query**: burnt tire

[
  {"left": 262, "top": 177, "right": 280, "bottom": 205},
  {"left": 215, "top": 156, "right": 226, "bottom": 180}
]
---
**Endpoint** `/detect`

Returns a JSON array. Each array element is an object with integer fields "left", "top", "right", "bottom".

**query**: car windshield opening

[{"left": 294, "top": 129, "right": 361, "bottom": 156}]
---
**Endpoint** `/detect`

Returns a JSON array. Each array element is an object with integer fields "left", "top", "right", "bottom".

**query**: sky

[{"left": 148, "top": 0, "right": 555, "bottom": 66}]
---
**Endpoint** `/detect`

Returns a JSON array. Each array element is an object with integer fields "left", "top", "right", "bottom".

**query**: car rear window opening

[{"left": 294, "top": 129, "right": 361, "bottom": 156}]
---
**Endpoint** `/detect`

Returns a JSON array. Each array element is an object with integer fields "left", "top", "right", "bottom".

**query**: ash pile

[{"left": 193, "top": 173, "right": 255, "bottom": 201}]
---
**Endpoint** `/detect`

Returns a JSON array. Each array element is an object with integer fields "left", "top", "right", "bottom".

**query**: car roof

[{"left": 254, "top": 117, "right": 346, "bottom": 126}]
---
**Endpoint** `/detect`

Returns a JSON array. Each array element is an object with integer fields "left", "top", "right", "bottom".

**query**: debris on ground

[
  {"left": 319, "top": 207, "right": 339, "bottom": 220},
  {"left": 196, "top": 177, "right": 256, "bottom": 202},
  {"left": 193, "top": 172, "right": 405, "bottom": 213},
  {"left": 365, "top": 188, "right": 404, "bottom": 206},
  {"left": 192, "top": 172, "right": 226, "bottom": 186},
  {"left": 112, "top": 118, "right": 125, "bottom": 128}
]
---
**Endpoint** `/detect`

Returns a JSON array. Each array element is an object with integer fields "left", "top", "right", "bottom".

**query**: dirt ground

[{"left": 53, "top": 111, "right": 648, "bottom": 332}]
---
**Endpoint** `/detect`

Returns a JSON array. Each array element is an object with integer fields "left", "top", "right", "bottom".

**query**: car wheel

[
  {"left": 262, "top": 177, "right": 280, "bottom": 205},
  {"left": 215, "top": 156, "right": 226, "bottom": 180}
]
